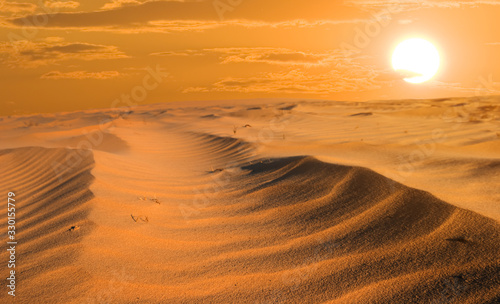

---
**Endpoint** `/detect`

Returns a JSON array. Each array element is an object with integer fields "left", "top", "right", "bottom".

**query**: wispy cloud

[
  {"left": 184, "top": 68, "right": 381, "bottom": 95},
  {"left": 347, "top": 0, "right": 500, "bottom": 11},
  {"left": 6, "top": 0, "right": 498, "bottom": 33},
  {"left": 41, "top": 70, "right": 123, "bottom": 79},
  {"left": 152, "top": 48, "right": 351, "bottom": 67},
  {"left": 101, "top": 0, "right": 144, "bottom": 10},
  {"left": 0, "top": 37, "right": 129, "bottom": 68},
  {"left": 44, "top": 1, "right": 80, "bottom": 10},
  {"left": 5, "top": 18, "right": 369, "bottom": 34},
  {"left": 0, "top": 2, "right": 37, "bottom": 16}
]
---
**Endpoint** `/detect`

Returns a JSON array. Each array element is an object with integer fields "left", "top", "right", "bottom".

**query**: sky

[{"left": 1, "top": 0, "right": 500, "bottom": 115}]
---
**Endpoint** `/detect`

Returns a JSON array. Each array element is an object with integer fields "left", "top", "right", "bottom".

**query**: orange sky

[{"left": 1, "top": 0, "right": 500, "bottom": 115}]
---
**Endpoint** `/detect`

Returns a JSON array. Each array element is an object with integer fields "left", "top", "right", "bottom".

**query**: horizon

[{"left": 2, "top": 94, "right": 500, "bottom": 118}]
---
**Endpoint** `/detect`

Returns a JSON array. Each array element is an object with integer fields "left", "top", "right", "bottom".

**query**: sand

[{"left": 0, "top": 97, "right": 499, "bottom": 303}]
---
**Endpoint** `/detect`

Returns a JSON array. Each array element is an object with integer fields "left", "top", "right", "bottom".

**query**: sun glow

[{"left": 392, "top": 38, "right": 440, "bottom": 84}]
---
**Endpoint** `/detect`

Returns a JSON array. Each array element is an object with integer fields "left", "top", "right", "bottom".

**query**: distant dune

[{"left": 0, "top": 97, "right": 499, "bottom": 303}]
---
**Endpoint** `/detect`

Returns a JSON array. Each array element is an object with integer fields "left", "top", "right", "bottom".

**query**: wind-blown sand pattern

[
  {"left": 0, "top": 147, "right": 95, "bottom": 302},
  {"left": 0, "top": 98, "right": 499, "bottom": 303}
]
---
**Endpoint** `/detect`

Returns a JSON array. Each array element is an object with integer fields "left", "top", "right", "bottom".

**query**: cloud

[
  {"left": 0, "top": 38, "right": 129, "bottom": 68},
  {"left": 0, "top": 2, "right": 37, "bottom": 15},
  {"left": 5, "top": 0, "right": 500, "bottom": 33},
  {"left": 5, "top": 0, "right": 214, "bottom": 30},
  {"left": 101, "top": 0, "right": 143, "bottom": 10},
  {"left": 176, "top": 47, "right": 391, "bottom": 94},
  {"left": 41, "top": 70, "right": 123, "bottom": 79},
  {"left": 152, "top": 48, "right": 350, "bottom": 67},
  {"left": 145, "top": 19, "right": 367, "bottom": 33},
  {"left": 221, "top": 50, "right": 328, "bottom": 66},
  {"left": 6, "top": 18, "right": 368, "bottom": 34},
  {"left": 44, "top": 1, "right": 80, "bottom": 9},
  {"left": 346, "top": 0, "right": 500, "bottom": 11},
  {"left": 183, "top": 69, "right": 381, "bottom": 94},
  {"left": 6, "top": 0, "right": 369, "bottom": 32},
  {"left": 150, "top": 49, "right": 206, "bottom": 57}
]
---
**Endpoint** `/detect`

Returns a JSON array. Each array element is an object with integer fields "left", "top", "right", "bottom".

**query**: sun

[{"left": 392, "top": 38, "right": 440, "bottom": 84}]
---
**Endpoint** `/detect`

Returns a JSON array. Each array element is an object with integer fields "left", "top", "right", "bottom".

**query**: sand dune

[{"left": 0, "top": 97, "right": 499, "bottom": 303}]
